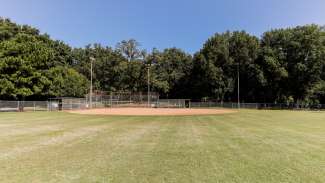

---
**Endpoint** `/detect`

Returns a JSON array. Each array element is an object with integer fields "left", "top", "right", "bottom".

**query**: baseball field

[{"left": 1, "top": 109, "right": 325, "bottom": 182}]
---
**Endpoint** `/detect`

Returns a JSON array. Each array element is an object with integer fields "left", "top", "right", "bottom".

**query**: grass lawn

[{"left": 1, "top": 110, "right": 325, "bottom": 182}]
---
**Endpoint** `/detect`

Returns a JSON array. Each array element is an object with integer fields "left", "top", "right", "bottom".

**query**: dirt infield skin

[{"left": 68, "top": 108, "right": 236, "bottom": 116}]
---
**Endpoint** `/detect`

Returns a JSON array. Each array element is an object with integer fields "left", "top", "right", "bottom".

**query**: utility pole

[
  {"left": 89, "top": 57, "right": 95, "bottom": 109},
  {"left": 237, "top": 63, "right": 240, "bottom": 109}
]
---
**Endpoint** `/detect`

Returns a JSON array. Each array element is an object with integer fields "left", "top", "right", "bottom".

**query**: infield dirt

[{"left": 68, "top": 108, "right": 236, "bottom": 116}]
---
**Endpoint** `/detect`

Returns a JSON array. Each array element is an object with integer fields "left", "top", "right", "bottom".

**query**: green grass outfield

[{"left": 1, "top": 110, "right": 325, "bottom": 182}]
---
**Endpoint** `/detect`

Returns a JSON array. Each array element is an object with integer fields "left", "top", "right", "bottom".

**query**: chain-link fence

[
  {"left": 156, "top": 99, "right": 190, "bottom": 108},
  {"left": 190, "top": 102, "right": 325, "bottom": 110},
  {"left": 0, "top": 101, "right": 49, "bottom": 112},
  {"left": 1, "top": 100, "right": 324, "bottom": 112}
]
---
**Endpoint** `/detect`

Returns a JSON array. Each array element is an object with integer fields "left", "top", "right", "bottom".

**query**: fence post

[{"left": 33, "top": 101, "right": 36, "bottom": 111}]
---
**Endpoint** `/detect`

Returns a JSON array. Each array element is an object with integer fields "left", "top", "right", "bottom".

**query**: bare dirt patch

[{"left": 67, "top": 108, "right": 236, "bottom": 116}]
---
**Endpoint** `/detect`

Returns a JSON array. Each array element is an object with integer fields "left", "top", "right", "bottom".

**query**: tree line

[{"left": 0, "top": 18, "right": 324, "bottom": 104}]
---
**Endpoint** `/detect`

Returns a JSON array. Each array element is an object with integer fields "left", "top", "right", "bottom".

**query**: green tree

[
  {"left": 259, "top": 25, "right": 325, "bottom": 103},
  {"left": 0, "top": 34, "right": 53, "bottom": 99},
  {"left": 0, "top": 18, "right": 82, "bottom": 100},
  {"left": 47, "top": 66, "right": 88, "bottom": 97},
  {"left": 193, "top": 31, "right": 263, "bottom": 102},
  {"left": 0, "top": 17, "right": 39, "bottom": 41},
  {"left": 116, "top": 39, "right": 146, "bottom": 62},
  {"left": 149, "top": 48, "right": 192, "bottom": 98},
  {"left": 72, "top": 44, "right": 129, "bottom": 92}
]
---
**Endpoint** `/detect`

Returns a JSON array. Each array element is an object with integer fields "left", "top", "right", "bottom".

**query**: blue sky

[{"left": 1, "top": 0, "right": 325, "bottom": 53}]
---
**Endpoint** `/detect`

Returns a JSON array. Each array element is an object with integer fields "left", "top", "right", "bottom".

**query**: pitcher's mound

[{"left": 68, "top": 108, "right": 236, "bottom": 116}]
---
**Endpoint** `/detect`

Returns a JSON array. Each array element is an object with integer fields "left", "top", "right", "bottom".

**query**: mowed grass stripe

[
  {"left": 201, "top": 112, "right": 325, "bottom": 182},
  {"left": 0, "top": 116, "right": 165, "bottom": 182},
  {"left": 0, "top": 115, "right": 138, "bottom": 160}
]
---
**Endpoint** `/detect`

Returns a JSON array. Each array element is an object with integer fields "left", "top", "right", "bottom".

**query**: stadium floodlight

[{"left": 89, "top": 57, "right": 95, "bottom": 109}]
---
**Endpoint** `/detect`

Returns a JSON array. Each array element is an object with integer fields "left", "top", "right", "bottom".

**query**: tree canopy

[
  {"left": 0, "top": 17, "right": 325, "bottom": 104},
  {"left": 0, "top": 18, "right": 87, "bottom": 100}
]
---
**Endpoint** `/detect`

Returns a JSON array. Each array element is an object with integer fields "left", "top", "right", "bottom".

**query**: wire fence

[
  {"left": 190, "top": 102, "right": 325, "bottom": 110},
  {"left": 0, "top": 100, "right": 324, "bottom": 112},
  {"left": 0, "top": 101, "right": 49, "bottom": 112}
]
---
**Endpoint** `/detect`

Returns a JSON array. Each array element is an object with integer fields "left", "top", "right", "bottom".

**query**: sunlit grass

[{"left": 0, "top": 110, "right": 325, "bottom": 182}]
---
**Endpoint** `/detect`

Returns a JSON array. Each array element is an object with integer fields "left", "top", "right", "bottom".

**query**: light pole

[
  {"left": 147, "top": 64, "right": 150, "bottom": 107},
  {"left": 237, "top": 63, "right": 240, "bottom": 109},
  {"left": 89, "top": 57, "right": 95, "bottom": 109}
]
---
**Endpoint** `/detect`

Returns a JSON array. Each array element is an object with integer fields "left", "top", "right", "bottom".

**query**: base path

[{"left": 68, "top": 108, "right": 236, "bottom": 116}]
